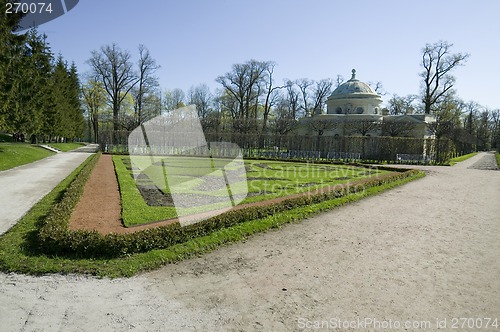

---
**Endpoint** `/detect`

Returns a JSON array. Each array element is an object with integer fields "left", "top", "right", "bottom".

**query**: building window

[
  {"left": 374, "top": 107, "right": 379, "bottom": 114},
  {"left": 356, "top": 107, "right": 364, "bottom": 114},
  {"left": 335, "top": 107, "right": 342, "bottom": 114}
]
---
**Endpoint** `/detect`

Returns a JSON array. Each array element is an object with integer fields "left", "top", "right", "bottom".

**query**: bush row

[{"left": 37, "top": 157, "right": 421, "bottom": 258}]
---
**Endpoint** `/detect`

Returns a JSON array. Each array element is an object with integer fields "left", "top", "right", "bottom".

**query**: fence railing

[{"left": 99, "top": 130, "right": 455, "bottom": 164}]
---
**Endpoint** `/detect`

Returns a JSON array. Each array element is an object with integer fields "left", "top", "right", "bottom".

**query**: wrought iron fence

[{"left": 98, "top": 129, "right": 455, "bottom": 164}]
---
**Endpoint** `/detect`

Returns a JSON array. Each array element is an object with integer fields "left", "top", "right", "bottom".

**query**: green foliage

[
  {"left": 0, "top": 132, "right": 14, "bottom": 142},
  {"left": 0, "top": 2, "right": 26, "bottom": 130},
  {"left": 37, "top": 154, "right": 99, "bottom": 254},
  {"left": 81, "top": 79, "right": 107, "bottom": 143},
  {"left": 0, "top": 143, "right": 55, "bottom": 171},
  {"left": 0, "top": 21, "right": 83, "bottom": 141},
  {"left": 45, "top": 56, "right": 81, "bottom": 139},
  {"left": 496, "top": 152, "right": 500, "bottom": 169}
]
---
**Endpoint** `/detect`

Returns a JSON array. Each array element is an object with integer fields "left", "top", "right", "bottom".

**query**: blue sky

[{"left": 37, "top": 0, "right": 500, "bottom": 109}]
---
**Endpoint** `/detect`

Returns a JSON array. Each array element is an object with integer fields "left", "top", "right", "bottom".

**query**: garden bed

[
  {"left": 69, "top": 155, "right": 395, "bottom": 233},
  {"left": 114, "top": 156, "right": 392, "bottom": 227},
  {"left": 32, "top": 153, "right": 423, "bottom": 259}
]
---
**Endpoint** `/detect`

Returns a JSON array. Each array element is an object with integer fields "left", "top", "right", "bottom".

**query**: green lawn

[
  {"left": 0, "top": 152, "right": 425, "bottom": 278},
  {"left": 496, "top": 152, "right": 500, "bottom": 168},
  {"left": 449, "top": 152, "right": 478, "bottom": 165},
  {"left": 116, "top": 155, "right": 390, "bottom": 226},
  {"left": 0, "top": 143, "right": 55, "bottom": 171},
  {"left": 47, "top": 142, "right": 85, "bottom": 152}
]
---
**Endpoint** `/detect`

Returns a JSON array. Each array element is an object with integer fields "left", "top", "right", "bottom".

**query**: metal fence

[{"left": 98, "top": 130, "right": 455, "bottom": 164}]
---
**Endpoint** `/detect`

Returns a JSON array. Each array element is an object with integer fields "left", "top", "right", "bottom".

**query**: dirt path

[
  {"left": 1, "top": 152, "right": 499, "bottom": 331},
  {"left": 69, "top": 154, "right": 123, "bottom": 233}
]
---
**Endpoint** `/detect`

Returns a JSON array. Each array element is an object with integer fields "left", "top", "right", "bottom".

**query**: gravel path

[
  {"left": 468, "top": 152, "right": 499, "bottom": 170},
  {"left": 0, "top": 151, "right": 94, "bottom": 236},
  {"left": 1, "top": 152, "right": 499, "bottom": 331}
]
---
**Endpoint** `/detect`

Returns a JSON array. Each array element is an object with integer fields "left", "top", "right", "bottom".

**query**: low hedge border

[{"left": 37, "top": 157, "right": 422, "bottom": 258}]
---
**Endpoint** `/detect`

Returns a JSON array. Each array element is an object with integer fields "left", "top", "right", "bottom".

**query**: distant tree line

[{"left": 0, "top": 5, "right": 83, "bottom": 143}]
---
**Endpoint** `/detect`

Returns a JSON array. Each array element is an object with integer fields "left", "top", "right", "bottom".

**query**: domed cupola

[
  {"left": 326, "top": 69, "right": 383, "bottom": 115},
  {"left": 330, "top": 69, "right": 378, "bottom": 96}
]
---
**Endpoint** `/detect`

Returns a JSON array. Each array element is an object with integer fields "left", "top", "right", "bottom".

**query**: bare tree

[
  {"left": 489, "top": 109, "right": 500, "bottom": 150},
  {"left": 308, "top": 119, "right": 337, "bottom": 136},
  {"left": 271, "top": 97, "right": 299, "bottom": 135},
  {"left": 81, "top": 78, "right": 106, "bottom": 143},
  {"left": 272, "top": 117, "right": 299, "bottom": 136},
  {"left": 335, "top": 74, "right": 344, "bottom": 88},
  {"left": 368, "top": 81, "right": 386, "bottom": 95},
  {"left": 421, "top": 41, "right": 470, "bottom": 114},
  {"left": 382, "top": 121, "right": 417, "bottom": 137},
  {"left": 284, "top": 80, "right": 301, "bottom": 119},
  {"left": 308, "top": 119, "right": 337, "bottom": 149},
  {"left": 187, "top": 84, "right": 212, "bottom": 119},
  {"left": 215, "top": 59, "right": 270, "bottom": 133},
  {"left": 463, "top": 100, "right": 481, "bottom": 135},
  {"left": 476, "top": 110, "right": 491, "bottom": 150},
  {"left": 134, "top": 44, "right": 160, "bottom": 125},
  {"left": 261, "top": 62, "right": 284, "bottom": 133},
  {"left": 88, "top": 43, "right": 138, "bottom": 141},
  {"left": 164, "top": 88, "right": 185, "bottom": 111},
  {"left": 427, "top": 96, "right": 463, "bottom": 139},
  {"left": 311, "top": 78, "right": 333, "bottom": 115},
  {"left": 296, "top": 78, "right": 314, "bottom": 117},
  {"left": 387, "top": 94, "right": 417, "bottom": 115},
  {"left": 345, "top": 119, "right": 380, "bottom": 136}
]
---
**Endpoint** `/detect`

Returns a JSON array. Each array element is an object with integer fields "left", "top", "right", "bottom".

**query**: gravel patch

[{"left": 468, "top": 151, "right": 499, "bottom": 170}]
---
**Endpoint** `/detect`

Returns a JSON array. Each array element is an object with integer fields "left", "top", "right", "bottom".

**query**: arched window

[
  {"left": 356, "top": 107, "right": 364, "bottom": 114},
  {"left": 374, "top": 107, "right": 379, "bottom": 114},
  {"left": 335, "top": 107, "right": 343, "bottom": 114}
]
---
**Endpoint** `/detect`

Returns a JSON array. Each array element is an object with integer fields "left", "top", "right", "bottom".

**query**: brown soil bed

[
  {"left": 69, "top": 154, "right": 124, "bottom": 233},
  {"left": 69, "top": 154, "right": 396, "bottom": 235}
]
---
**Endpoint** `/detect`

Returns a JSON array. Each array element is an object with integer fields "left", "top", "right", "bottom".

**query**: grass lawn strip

[
  {"left": 0, "top": 143, "right": 55, "bottom": 171},
  {"left": 47, "top": 142, "right": 85, "bottom": 152},
  {"left": 449, "top": 152, "right": 479, "bottom": 165},
  {"left": 0, "top": 153, "right": 424, "bottom": 277}
]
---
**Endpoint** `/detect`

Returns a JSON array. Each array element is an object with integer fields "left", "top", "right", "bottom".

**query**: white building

[
  {"left": 300, "top": 69, "right": 435, "bottom": 138},
  {"left": 326, "top": 69, "right": 382, "bottom": 116}
]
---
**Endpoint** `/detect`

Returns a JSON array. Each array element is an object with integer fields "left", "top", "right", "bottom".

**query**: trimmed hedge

[{"left": 37, "top": 156, "right": 421, "bottom": 258}]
